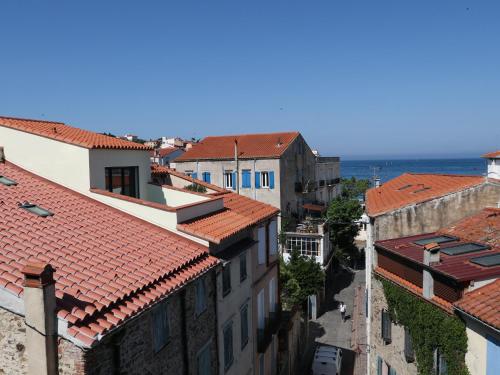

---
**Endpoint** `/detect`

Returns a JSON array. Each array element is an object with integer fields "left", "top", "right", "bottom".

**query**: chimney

[
  {"left": 22, "top": 263, "right": 58, "bottom": 375},
  {"left": 422, "top": 243, "right": 440, "bottom": 299},
  {"left": 375, "top": 177, "right": 381, "bottom": 188},
  {"left": 0, "top": 146, "right": 4, "bottom": 163}
]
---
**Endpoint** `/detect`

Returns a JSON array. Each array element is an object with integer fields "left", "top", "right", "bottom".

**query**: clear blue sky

[{"left": 1, "top": 1, "right": 498, "bottom": 159}]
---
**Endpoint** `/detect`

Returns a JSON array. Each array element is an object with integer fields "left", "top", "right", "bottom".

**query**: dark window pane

[
  {"left": 240, "top": 253, "right": 247, "bottom": 282},
  {"left": 223, "top": 266, "right": 231, "bottom": 296},
  {"left": 105, "top": 167, "right": 138, "bottom": 198}
]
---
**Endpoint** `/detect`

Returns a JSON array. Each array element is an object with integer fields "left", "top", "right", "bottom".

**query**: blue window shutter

[
  {"left": 242, "top": 170, "right": 250, "bottom": 188},
  {"left": 192, "top": 172, "right": 197, "bottom": 180},
  {"left": 255, "top": 172, "right": 261, "bottom": 189},
  {"left": 203, "top": 172, "right": 211, "bottom": 183},
  {"left": 269, "top": 171, "right": 275, "bottom": 189},
  {"left": 232, "top": 172, "right": 236, "bottom": 190}
]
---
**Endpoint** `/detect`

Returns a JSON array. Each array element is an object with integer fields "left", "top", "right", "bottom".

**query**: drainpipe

[
  {"left": 423, "top": 243, "right": 440, "bottom": 299},
  {"left": 21, "top": 263, "right": 58, "bottom": 375}
]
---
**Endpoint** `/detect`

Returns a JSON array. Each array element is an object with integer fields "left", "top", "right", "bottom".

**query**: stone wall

[
  {"left": 369, "top": 278, "right": 418, "bottom": 375},
  {"left": 0, "top": 270, "right": 218, "bottom": 375},
  {"left": 374, "top": 182, "right": 500, "bottom": 242}
]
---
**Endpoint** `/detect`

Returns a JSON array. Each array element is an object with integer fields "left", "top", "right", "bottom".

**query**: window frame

[
  {"left": 151, "top": 301, "right": 170, "bottom": 353},
  {"left": 196, "top": 340, "right": 212, "bottom": 375},
  {"left": 222, "top": 264, "right": 232, "bottom": 297},
  {"left": 381, "top": 309, "right": 392, "bottom": 344},
  {"left": 258, "top": 226, "right": 266, "bottom": 265},
  {"left": 195, "top": 277, "right": 207, "bottom": 316},
  {"left": 239, "top": 252, "right": 247, "bottom": 282},
  {"left": 223, "top": 320, "right": 234, "bottom": 371},
  {"left": 261, "top": 171, "right": 270, "bottom": 188},
  {"left": 240, "top": 303, "right": 249, "bottom": 350},
  {"left": 105, "top": 166, "right": 139, "bottom": 198},
  {"left": 223, "top": 171, "right": 233, "bottom": 189}
]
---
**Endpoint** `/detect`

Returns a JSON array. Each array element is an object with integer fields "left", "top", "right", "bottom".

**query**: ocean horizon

[{"left": 341, "top": 157, "right": 487, "bottom": 183}]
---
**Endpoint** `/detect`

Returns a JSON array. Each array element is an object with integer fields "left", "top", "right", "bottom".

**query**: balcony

[{"left": 257, "top": 309, "right": 281, "bottom": 352}]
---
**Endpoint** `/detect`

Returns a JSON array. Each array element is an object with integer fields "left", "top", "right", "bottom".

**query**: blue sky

[{"left": 1, "top": 1, "right": 498, "bottom": 159}]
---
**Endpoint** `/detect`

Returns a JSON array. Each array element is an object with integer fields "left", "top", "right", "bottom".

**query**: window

[
  {"left": 152, "top": 302, "right": 169, "bottom": 352},
  {"left": 470, "top": 253, "right": 500, "bottom": 267},
  {"left": 259, "top": 354, "right": 265, "bottom": 375},
  {"left": 269, "top": 220, "right": 278, "bottom": 255},
  {"left": 195, "top": 278, "right": 207, "bottom": 315},
  {"left": 388, "top": 366, "right": 397, "bottom": 375},
  {"left": 404, "top": 327, "right": 415, "bottom": 363},
  {"left": 19, "top": 203, "right": 53, "bottom": 217},
  {"left": 258, "top": 227, "right": 266, "bottom": 265},
  {"left": 197, "top": 342, "right": 212, "bottom": 375},
  {"left": 105, "top": 167, "right": 139, "bottom": 198},
  {"left": 224, "top": 171, "right": 234, "bottom": 189},
  {"left": 240, "top": 304, "right": 249, "bottom": 349},
  {"left": 0, "top": 175, "right": 17, "bottom": 186},
  {"left": 377, "top": 357, "right": 383, "bottom": 375},
  {"left": 239, "top": 252, "right": 247, "bottom": 282},
  {"left": 433, "top": 348, "right": 447, "bottom": 375},
  {"left": 202, "top": 172, "right": 211, "bottom": 183},
  {"left": 258, "top": 171, "right": 275, "bottom": 189},
  {"left": 269, "top": 277, "right": 277, "bottom": 313},
  {"left": 381, "top": 310, "right": 392, "bottom": 344},
  {"left": 441, "top": 243, "right": 489, "bottom": 256},
  {"left": 241, "top": 169, "right": 251, "bottom": 188},
  {"left": 222, "top": 265, "right": 231, "bottom": 296},
  {"left": 257, "top": 290, "right": 265, "bottom": 329},
  {"left": 223, "top": 322, "right": 234, "bottom": 371},
  {"left": 284, "top": 236, "right": 320, "bottom": 257},
  {"left": 186, "top": 170, "right": 194, "bottom": 177},
  {"left": 414, "top": 235, "right": 457, "bottom": 246}
]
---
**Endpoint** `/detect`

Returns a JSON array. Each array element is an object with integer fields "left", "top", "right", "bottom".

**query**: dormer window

[{"left": 105, "top": 167, "right": 139, "bottom": 198}]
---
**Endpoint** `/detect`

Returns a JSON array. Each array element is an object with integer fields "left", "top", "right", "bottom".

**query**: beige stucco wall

[
  {"left": 464, "top": 320, "right": 488, "bottom": 375},
  {"left": 0, "top": 126, "right": 91, "bottom": 193}
]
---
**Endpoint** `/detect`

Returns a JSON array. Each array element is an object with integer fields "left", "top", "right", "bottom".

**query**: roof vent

[
  {"left": 0, "top": 175, "right": 17, "bottom": 186},
  {"left": 19, "top": 202, "right": 54, "bottom": 217}
]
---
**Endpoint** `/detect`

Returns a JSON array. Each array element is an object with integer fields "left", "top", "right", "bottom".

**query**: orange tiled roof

[
  {"left": 482, "top": 150, "right": 500, "bottom": 159},
  {"left": 439, "top": 208, "right": 500, "bottom": 248},
  {"left": 157, "top": 147, "right": 182, "bottom": 157},
  {"left": 375, "top": 267, "right": 453, "bottom": 312},
  {"left": 365, "top": 173, "right": 484, "bottom": 216},
  {"left": 175, "top": 131, "right": 300, "bottom": 161},
  {"left": 0, "top": 161, "right": 218, "bottom": 347},
  {"left": 177, "top": 192, "right": 279, "bottom": 243},
  {"left": 0, "top": 115, "right": 150, "bottom": 150},
  {"left": 455, "top": 279, "right": 500, "bottom": 329}
]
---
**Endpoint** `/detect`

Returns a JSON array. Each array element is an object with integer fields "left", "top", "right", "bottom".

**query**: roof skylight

[
  {"left": 0, "top": 175, "right": 17, "bottom": 186},
  {"left": 441, "top": 243, "right": 490, "bottom": 256},
  {"left": 413, "top": 187, "right": 431, "bottom": 194},
  {"left": 470, "top": 253, "right": 500, "bottom": 267},
  {"left": 414, "top": 235, "right": 457, "bottom": 246},
  {"left": 19, "top": 202, "right": 53, "bottom": 217},
  {"left": 397, "top": 184, "right": 413, "bottom": 191}
]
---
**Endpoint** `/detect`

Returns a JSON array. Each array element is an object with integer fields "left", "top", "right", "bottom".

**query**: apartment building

[
  {"left": 364, "top": 169, "right": 500, "bottom": 375},
  {"left": 173, "top": 132, "right": 341, "bottom": 223},
  {"left": 0, "top": 115, "right": 281, "bottom": 375},
  {"left": 371, "top": 208, "right": 500, "bottom": 375},
  {"left": 152, "top": 164, "right": 282, "bottom": 375}
]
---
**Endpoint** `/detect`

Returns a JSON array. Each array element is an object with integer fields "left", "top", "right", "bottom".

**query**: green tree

[
  {"left": 340, "top": 177, "right": 370, "bottom": 199},
  {"left": 280, "top": 249, "right": 325, "bottom": 309},
  {"left": 184, "top": 183, "right": 207, "bottom": 193}
]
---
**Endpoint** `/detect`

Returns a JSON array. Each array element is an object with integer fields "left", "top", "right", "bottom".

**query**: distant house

[
  {"left": 483, "top": 150, "right": 500, "bottom": 180},
  {"left": 123, "top": 133, "right": 138, "bottom": 142},
  {"left": 150, "top": 146, "right": 184, "bottom": 166},
  {"left": 173, "top": 132, "right": 341, "bottom": 224}
]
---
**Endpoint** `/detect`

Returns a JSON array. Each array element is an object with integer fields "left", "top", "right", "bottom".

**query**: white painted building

[{"left": 483, "top": 150, "right": 500, "bottom": 180}]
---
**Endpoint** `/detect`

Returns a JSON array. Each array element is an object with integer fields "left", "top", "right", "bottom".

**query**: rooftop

[
  {"left": 174, "top": 131, "right": 300, "bottom": 161},
  {"left": 482, "top": 150, "right": 500, "bottom": 159},
  {"left": 0, "top": 115, "right": 150, "bottom": 150},
  {"left": 365, "top": 173, "right": 484, "bottom": 216},
  {"left": 0, "top": 160, "right": 218, "bottom": 347},
  {"left": 151, "top": 164, "right": 226, "bottom": 194},
  {"left": 454, "top": 279, "right": 500, "bottom": 330},
  {"left": 375, "top": 208, "right": 500, "bottom": 282},
  {"left": 157, "top": 147, "right": 183, "bottom": 157}
]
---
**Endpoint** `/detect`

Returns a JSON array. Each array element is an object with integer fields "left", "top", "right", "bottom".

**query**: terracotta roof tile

[
  {"left": 177, "top": 192, "right": 279, "bottom": 243},
  {"left": 0, "top": 115, "right": 150, "bottom": 150},
  {"left": 157, "top": 147, "right": 182, "bottom": 157},
  {"left": 366, "top": 173, "right": 484, "bottom": 216},
  {"left": 455, "top": 279, "right": 500, "bottom": 329},
  {"left": 175, "top": 132, "right": 300, "bottom": 161},
  {"left": 482, "top": 150, "right": 500, "bottom": 159},
  {"left": 0, "top": 161, "right": 218, "bottom": 347}
]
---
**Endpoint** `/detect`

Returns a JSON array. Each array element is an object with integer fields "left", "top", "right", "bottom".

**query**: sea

[{"left": 341, "top": 158, "right": 487, "bottom": 184}]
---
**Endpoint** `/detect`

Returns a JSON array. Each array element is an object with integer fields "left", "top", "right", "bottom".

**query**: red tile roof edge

[
  {"left": 375, "top": 267, "right": 453, "bottom": 313},
  {"left": 151, "top": 164, "right": 227, "bottom": 193},
  {"left": 366, "top": 174, "right": 485, "bottom": 217},
  {"left": 482, "top": 150, "right": 500, "bottom": 159},
  {"left": 175, "top": 131, "right": 301, "bottom": 161},
  {"left": 0, "top": 115, "right": 151, "bottom": 151}
]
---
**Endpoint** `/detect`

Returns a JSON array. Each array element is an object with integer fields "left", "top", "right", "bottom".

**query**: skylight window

[
  {"left": 470, "top": 253, "right": 500, "bottom": 267},
  {"left": 413, "top": 187, "right": 431, "bottom": 194},
  {"left": 19, "top": 202, "right": 53, "bottom": 217},
  {"left": 397, "top": 184, "right": 413, "bottom": 191},
  {"left": 414, "top": 235, "right": 457, "bottom": 246},
  {"left": 0, "top": 175, "right": 17, "bottom": 186},
  {"left": 441, "top": 243, "right": 490, "bottom": 256}
]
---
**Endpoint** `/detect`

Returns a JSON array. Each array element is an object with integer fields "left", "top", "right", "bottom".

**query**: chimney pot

[{"left": 22, "top": 263, "right": 55, "bottom": 288}]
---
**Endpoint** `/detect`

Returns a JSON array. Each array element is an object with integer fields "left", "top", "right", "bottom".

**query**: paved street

[{"left": 301, "top": 266, "right": 366, "bottom": 375}]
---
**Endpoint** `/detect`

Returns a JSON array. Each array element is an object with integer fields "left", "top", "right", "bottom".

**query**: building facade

[{"left": 173, "top": 132, "right": 340, "bottom": 223}]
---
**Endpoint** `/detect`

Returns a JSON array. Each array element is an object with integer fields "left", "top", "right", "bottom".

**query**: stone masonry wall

[
  {"left": 0, "top": 270, "right": 217, "bottom": 375},
  {"left": 374, "top": 182, "right": 500, "bottom": 242},
  {"left": 370, "top": 278, "right": 418, "bottom": 375}
]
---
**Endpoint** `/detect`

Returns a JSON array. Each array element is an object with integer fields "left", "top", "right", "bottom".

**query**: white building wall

[
  {"left": 465, "top": 322, "right": 488, "bottom": 375},
  {"left": 0, "top": 125, "right": 91, "bottom": 192},
  {"left": 487, "top": 158, "right": 500, "bottom": 180}
]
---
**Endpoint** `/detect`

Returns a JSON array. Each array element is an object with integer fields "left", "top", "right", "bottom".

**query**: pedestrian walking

[{"left": 340, "top": 301, "right": 346, "bottom": 322}]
